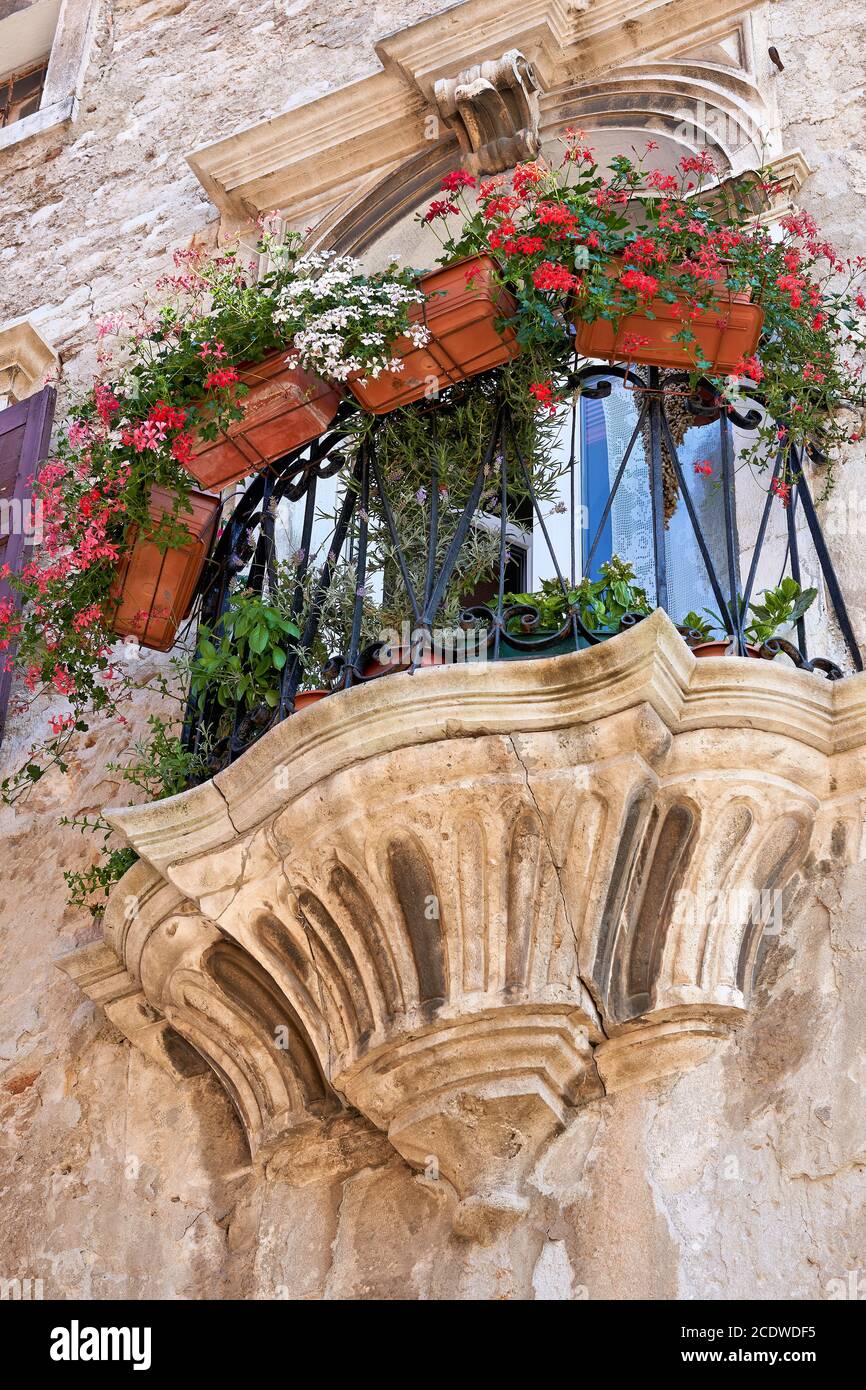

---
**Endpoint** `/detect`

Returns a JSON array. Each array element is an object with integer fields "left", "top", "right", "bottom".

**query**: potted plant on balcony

[
  {"left": 682, "top": 577, "right": 817, "bottom": 657},
  {"left": 421, "top": 134, "right": 866, "bottom": 490},
  {"left": 90, "top": 239, "right": 345, "bottom": 493},
  {"left": 272, "top": 239, "right": 520, "bottom": 416},
  {"left": 501, "top": 557, "right": 652, "bottom": 656},
  {"left": 189, "top": 591, "right": 302, "bottom": 715}
]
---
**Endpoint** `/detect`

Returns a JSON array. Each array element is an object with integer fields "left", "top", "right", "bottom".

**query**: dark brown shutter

[{"left": 0, "top": 386, "right": 56, "bottom": 743}]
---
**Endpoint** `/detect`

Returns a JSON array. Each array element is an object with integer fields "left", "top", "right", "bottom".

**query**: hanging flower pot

[
  {"left": 186, "top": 352, "right": 341, "bottom": 490},
  {"left": 347, "top": 255, "right": 520, "bottom": 415},
  {"left": 106, "top": 484, "right": 220, "bottom": 652},
  {"left": 574, "top": 261, "right": 764, "bottom": 374}
]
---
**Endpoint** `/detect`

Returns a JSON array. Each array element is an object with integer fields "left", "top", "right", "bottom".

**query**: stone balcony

[{"left": 60, "top": 610, "right": 866, "bottom": 1240}]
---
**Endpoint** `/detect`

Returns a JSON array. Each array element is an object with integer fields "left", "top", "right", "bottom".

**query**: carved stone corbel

[
  {"left": 59, "top": 612, "right": 866, "bottom": 1239},
  {"left": 433, "top": 49, "right": 540, "bottom": 175}
]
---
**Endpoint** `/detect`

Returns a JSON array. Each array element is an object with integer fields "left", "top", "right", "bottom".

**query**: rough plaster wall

[
  {"left": 1, "top": 0, "right": 865, "bottom": 1299},
  {"left": 0, "top": 0, "right": 448, "bottom": 377},
  {"left": 766, "top": 0, "right": 866, "bottom": 656}
]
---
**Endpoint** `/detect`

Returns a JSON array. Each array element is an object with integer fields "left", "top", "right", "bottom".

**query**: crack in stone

[{"left": 212, "top": 778, "right": 243, "bottom": 839}]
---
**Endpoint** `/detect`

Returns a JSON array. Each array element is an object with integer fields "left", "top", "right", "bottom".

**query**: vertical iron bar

[
  {"left": 420, "top": 404, "right": 504, "bottom": 627},
  {"left": 786, "top": 483, "right": 807, "bottom": 661},
  {"left": 344, "top": 444, "right": 370, "bottom": 687},
  {"left": 568, "top": 391, "right": 578, "bottom": 586},
  {"left": 584, "top": 400, "right": 649, "bottom": 576},
  {"left": 279, "top": 451, "right": 362, "bottom": 713},
  {"left": 367, "top": 436, "right": 422, "bottom": 625},
  {"left": 740, "top": 439, "right": 786, "bottom": 616},
  {"left": 659, "top": 410, "right": 737, "bottom": 627},
  {"left": 793, "top": 449, "right": 863, "bottom": 671},
  {"left": 509, "top": 421, "right": 579, "bottom": 651},
  {"left": 424, "top": 412, "right": 439, "bottom": 613},
  {"left": 291, "top": 468, "right": 319, "bottom": 621},
  {"left": 248, "top": 471, "right": 274, "bottom": 596},
  {"left": 719, "top": 407, "right": 744, "bottom": 651},
  {"left": 647, "top": 368, "right": 668, "bottom": 614},
  {"left": 494, "top": 443, "right": 509, "bottom": 660}
]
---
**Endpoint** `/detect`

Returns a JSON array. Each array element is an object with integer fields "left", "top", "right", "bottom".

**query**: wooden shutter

[{"left": 0, "top": 386, "right": 56, "bottom": 743}]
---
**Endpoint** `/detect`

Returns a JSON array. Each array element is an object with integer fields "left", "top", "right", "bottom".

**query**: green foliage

[
  {"left": 368, "top": 357, "right": 564, "bottom": 626},
  {"left": 746, "top": 576, "right": 818, "bottom": 644},
  {"left": 680, "top": 610, "right": 715, "bottom": 641},
  {"left": 692, "top": 577, "right": 817, "bottom": 645},
  {"left": 506, "top": 556, "right": 652, "bottom": 634},
  {"left": 60, "top": 814, "right": 138, "bottom": 917},
  {"left": 190, "top": 592, "right": 300, "bottom": 713},
  {"left": 107, "top": 713, "right": 212, "bottom": 799}
]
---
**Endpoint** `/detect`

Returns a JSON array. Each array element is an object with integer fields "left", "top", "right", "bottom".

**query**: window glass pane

[
  {"left": 0, "top": 58, "right": 48, "bottom": 128},
  {"left": 581, "top": 375, "right": 735, "bottom": 623}
]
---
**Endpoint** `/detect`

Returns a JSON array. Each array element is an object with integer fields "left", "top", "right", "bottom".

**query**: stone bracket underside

[
  {"left": 184, "top": 0, "right": 787, "bottom": 234},
  {"left": 60, "top": 612, "right": 866, "bottom": 1230}
]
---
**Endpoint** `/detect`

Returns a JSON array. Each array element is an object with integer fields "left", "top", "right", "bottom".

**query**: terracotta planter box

[
  {"left": 187, "top": 352, "right": 341, "bottom": 490},
  {"left": 107, "top": 484, "right": 220, "bottom": 652},
  {"left": 574, "top": 263, "right": 763, "bottom": 374},
  {"left": 691, "top": 640, "right": 763, "bottom": 658},
  {"left": 347, "top": 255, "right": 520, "bottom": 415}
]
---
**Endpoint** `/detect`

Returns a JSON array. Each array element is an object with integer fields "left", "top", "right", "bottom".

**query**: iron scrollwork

[{"left": 179, "top": 367, "right": 860, "bottom": 781}]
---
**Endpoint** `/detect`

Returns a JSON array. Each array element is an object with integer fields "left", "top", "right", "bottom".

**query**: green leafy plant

[
  {"left": 689, "top": 577, "right": 817, "bottom": 646},
  {"left": 107, "top": 713, "right": 212, "bottom": 799},
  {"left": 190, "top": 592, "right": 300, "bottom": 713},
  {"left": 60, "top": 814, "right": 139, "bottom": 916},
  {"left": 680, "top": 610, "right": 715, "bottom": 641},
  {"left": 506, "top": 556, "right": 652, "bottom": 635}
]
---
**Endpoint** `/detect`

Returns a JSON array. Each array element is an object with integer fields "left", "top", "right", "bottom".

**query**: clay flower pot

[
  {"left": 107, "top": 484, "right": 220, "bottom": 652},
  {"left": 691, "top": 640, "right": 763, "bottom": 658},
  {"left": 292, "top": 689, "right": 330, "bottom": 711},
  {"left": 361, "top": 642, "right": 448, "bottom": 677},
  {"left": 347, "top": 254, "right": 520, "bottom": 415},
  {"left": 187, "top": 351, "right": 341, "bottom": 490},
  {"left": 574, "top": 260, "right": 763, "bottom": 374}
]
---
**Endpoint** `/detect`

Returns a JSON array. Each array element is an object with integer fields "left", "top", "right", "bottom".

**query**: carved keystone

[{"left": 433, "top": 49, "right": 540, "bottom": 174}]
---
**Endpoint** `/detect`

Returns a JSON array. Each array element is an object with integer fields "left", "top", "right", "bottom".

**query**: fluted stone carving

[
  {"left": 62, "top": 611, "right": 866, "bottom": 1234},
  {"left": 433, "top": 49, "right": 540, "bottom": 174}
]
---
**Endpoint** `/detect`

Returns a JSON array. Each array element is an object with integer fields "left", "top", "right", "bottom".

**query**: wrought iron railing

[{"left": 180, "top": 365, "right": 862, "bottom": 781}]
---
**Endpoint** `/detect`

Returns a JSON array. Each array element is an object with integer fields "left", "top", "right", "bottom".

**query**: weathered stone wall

[{"left": 1, "top": 0, "right": 865, "bottom": 1301}]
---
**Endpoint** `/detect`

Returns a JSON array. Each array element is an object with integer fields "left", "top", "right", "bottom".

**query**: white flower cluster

[{"left": 273, "top": 250, "right": 430, "bottom": 381}]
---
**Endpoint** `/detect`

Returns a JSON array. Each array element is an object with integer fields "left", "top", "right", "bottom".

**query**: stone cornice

[
  {"left": 105, "top": 611, "right": 866, "bottom": 875},
  {"left": 0, "top": 318, "right": 58, "bottom": 402},
  {"left": 185, "top": 0, "right": 769, "bottom": 228}
]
